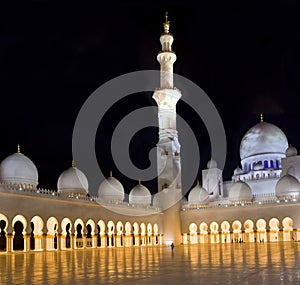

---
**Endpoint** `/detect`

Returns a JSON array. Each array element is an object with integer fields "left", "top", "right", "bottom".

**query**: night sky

[{"left": 1, "top": 1, "right": 300, "bottom": 196}]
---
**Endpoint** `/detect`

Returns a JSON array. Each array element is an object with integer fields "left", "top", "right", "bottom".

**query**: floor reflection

[{"left": 1, "top": 243, "right": 300, "bottom": 284}]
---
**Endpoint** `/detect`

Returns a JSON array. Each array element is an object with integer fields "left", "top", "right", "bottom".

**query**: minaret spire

[
  {"left": 260, "top": 113, "right": 264, "bottom": 122},
  {"left": 163, "top": 12, "right": 170, "bottom": 34},
  {"left": 152, "top": 13, "right": 182, "bottom": 192}
]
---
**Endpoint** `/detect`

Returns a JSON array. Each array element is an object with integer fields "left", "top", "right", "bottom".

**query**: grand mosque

[{"left": 0, "top": 15, "right": 300, "bottom": 253}]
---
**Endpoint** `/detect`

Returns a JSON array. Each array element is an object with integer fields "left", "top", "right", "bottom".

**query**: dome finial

[
  {"left": 72, "top": 160, "right": 75, "bottom": 168},
  {"left": 138, "top": 179, "right": 141, "bottom": 185},
  {"left": 163, "top": 11, "right": 170, "bottom": 33},
  {"left": 109, "top": 170, "right": 112, "bottom": 177},
  {"left": 260, "top": 113, "right": 264, "bottom": 122},
  {"left": 17, "top": 144, "right": 21, "bottom": 154}
]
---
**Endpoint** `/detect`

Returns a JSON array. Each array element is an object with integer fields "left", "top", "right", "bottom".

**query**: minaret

[
  {"left": 152, "top": 12, "right": 182, "bottom": 192},
  {"left": 153, "top": 13, "right": 182, "bottom": 245}
]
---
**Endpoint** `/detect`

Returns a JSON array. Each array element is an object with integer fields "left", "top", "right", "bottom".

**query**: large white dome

[
  {"left": 57, "top": 166, "right": 88, "bottom": 195},
  {"left": 240, "top": 121, "right": 288, "bottom": 160},
  {"left": 188, "top": 184, "right": 209, "bottom": 204},
  {"left": 98, "top": 176, "right": 124, "bottom": 202},
  {"left": 229, "top": 180, "right": 252, "bottom": 202},
  {"left": 129, "top": 183, "right": 151, "bottom": 205},
  {"left": 0, "top": 150, "right": 38, "bottom": 187},
  {"left": 275, "top": 174, "right": 300, "bottom": 198}
]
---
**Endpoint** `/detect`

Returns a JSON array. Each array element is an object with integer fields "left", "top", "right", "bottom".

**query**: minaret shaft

[{"left": 152, "top": 14, "right": 182, "bottom": 193}]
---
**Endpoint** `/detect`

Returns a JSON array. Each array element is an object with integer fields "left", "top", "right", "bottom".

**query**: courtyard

[{"left": 1, "top": 242, "right": 300, "bottom": 284}]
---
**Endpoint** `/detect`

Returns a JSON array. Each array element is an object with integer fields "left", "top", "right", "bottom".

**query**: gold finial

[
  {"left": 109, "top": 170, "right": 112, "bottom": 177},
  {"left": 260, "top": 113, "right": 264, "bottom": 122},
  {"left": 163, "top": 11, "right": 170, "bottom": 33},
  {"left": 72, "top": 160, "right": 75, "bottom": 168},
  {"left": 17, "top": 144, "right": 21, "bottom": 154},
  {"left": 138, "top": 179, "right": 141, "bottom": 185},
  {"left": 197, "top": 180, "right": 200, "bottom": 186}
]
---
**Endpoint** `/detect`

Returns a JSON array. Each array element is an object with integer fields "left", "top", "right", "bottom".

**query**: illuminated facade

[{"left": 1, "top": 15, "right": 300, "bottom": 253}]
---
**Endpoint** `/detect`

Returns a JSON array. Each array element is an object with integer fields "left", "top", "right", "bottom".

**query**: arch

[
  {"left": 133, "top": 222, "right": 139, "bottom": 234},
  {"left": 244, "top": 219, "right": 254, "bottom": 232},
  {"left": 125, "top": 222, "right": 132, "bottom": 235},
  {"left": 282, "top": 217, "right": 294, "bottom": 241},
  {"left": 107, "top": 221, "right": 115, "bottom": 235},
  {"left": 107, "top": 221, "right": 115, "bottom": 247},
  {"left": 31, "top": 216, "right": 44, "bottom": 236},
  {"left": 256, "top": 218, "right": 267, "bottom": 242},
  {"left": 232, "top": 220, "right": 242, "bottom": 232},
  {"left": 147, "top": 223, "right": 152, "bottom": 235},
  {"left": 140, "top": 223, "right": 147, "bottom": 246},
  {"left": 97, "top": 220, "right": 106, "bottom": 235},
  {"left": 189, "top": 223, "right": 197, "bottom": 233},
  {"left": 0, "top": 214, "right": 8, "bottom": 231},
  {"left": 282, "top": 217, "right": 293, "bottom": 230},
  {"left": 61, "top": 217, "right": 72, "bottom": 235},
  {"left": 209, "top": 222, "right": 219, "bottom": 244},
  {"left": 199, "top": 222, "right": 208, "bottom": 234},
  {"left": 269, "top": 218, "right": 280, "bottom": 242},
  {"left": 221, "top": 221, "right": 230, "bottom": 243},
  {"left": 209, "top": 222, "right": 219, "bottom": 233},
  {"left": 0, "top": 213, "right": 8, "bottom": 251},
  {"left": 13, "top": 221, "right": 24, "bottom": 250},
  {"left": 256, "top": 218, "right": 266, "bottom": 230},
  {"left": 61, "top": 217, "right": 72, "bottom": 249},
  {"left": 74, "top": 218, "right": 84, "bottom": 236},
  {"left": 46, "top": 217, "right": 58, "bottom": 237},
  {"left": 189, "top": 222, "right": 198, "bottom": 244},
  {"left": 116, "top": 221, "right": 124, "bottom": 247},
  {"left": 153, "top": 224, "right": 159, "bottom": 235},
  {"left": 269, "top": 218, "right": 280, "bottom": 230},
  {"left": 116, "top": 221, "right": 123, "bottom": 235},
  {"left": 12, "top": 214, "right": 27, "bottom": 233},
  {"left": 46, "top": 217, "right": 58, "bottom": 250},
  {"left": 232, "top": 220, "right": 242, "bottom": 243},
  {"left": 86, "top": 219, "right": 95, "bottom": 235},
  {"left": 221, "top": 221, "right": 230, "bottom": 232}
]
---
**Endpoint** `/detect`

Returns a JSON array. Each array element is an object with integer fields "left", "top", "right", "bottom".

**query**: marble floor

[{"left": 1, "top": 242, "right": 300, "bottom": 284}]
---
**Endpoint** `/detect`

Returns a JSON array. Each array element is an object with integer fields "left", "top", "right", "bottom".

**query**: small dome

[
  {"left": 286, "top": 145, "right": 298, "bottom": 157},
  {"left": 0, "top": 149, "right": 38, "bottom": 187},
  {"left": 275, "top": 173, "right": 300, "bottom": 197},
  {"left": 229, "top": 180, "right": 252, "bottom": 202},
  {"left": 57, "top": 166, "right": 88, "bottom": 195},
  {"left": 240, "top": 121, "right": 288, "bottom": 160},
  {"left": 234, "top": 166, "right": 242, "bottom": 175},
  {"left": 188, "top": 183, "right": 209, "bottom": 204},
  {"left": 98, "top": 176, "right": 124, "bottom": 202},
  {"left": 207, "top": 159, "right": 217, "bottom": 169},
  {"left": 129, "top": 182, "right": 151, "bottom": 205}
]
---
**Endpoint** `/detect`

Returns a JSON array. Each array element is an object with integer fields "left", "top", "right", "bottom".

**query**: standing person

[{"left": 171, "top": 242, "right": 174, "bottom": 250}]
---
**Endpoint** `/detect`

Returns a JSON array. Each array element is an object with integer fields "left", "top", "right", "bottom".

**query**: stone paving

[{"left": 1, "top": 242, "right": 300, "bottom": 284}]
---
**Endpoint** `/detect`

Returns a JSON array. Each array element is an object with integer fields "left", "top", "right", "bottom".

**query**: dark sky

[{"left": 0, "top": 1, "right": 300, "bottom": 196}]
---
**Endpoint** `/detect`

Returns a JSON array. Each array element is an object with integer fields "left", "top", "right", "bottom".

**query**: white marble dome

[
  {"left": 98, "top": 175, "right": 124, "bottom": 202},
  {"left": 188, "top": 183, "right": 209, "bottom": 204},
  {"left": 229, "top": 180, "right": 252, "bottom": 202},
  {"left": 240, "top": 121, "right": 288, "bottom": 160},
  {"left": 57, "top": 165, "right": 88, "bottom": 195},
  {"left": 275, "top": 174, "right": 300, "bottom": 197},
  {"left": 286, "top": 145, "right": 298, "bottom": 157},
  {"left": 129, "top": 182, "right": 151, "bottom": 205},
  {"left": 0, "top": 148, "right": 38, "bottom": 187},
  {"left": 207, "top": 159, "right": 217, "bottom": 169}
]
